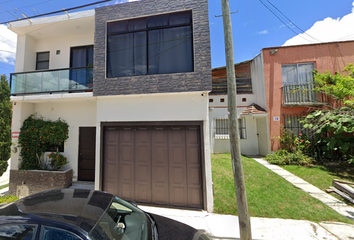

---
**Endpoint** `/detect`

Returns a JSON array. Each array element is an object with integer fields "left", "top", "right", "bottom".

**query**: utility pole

[{"left": 220, "top": 0, "right": 252, "bottom": 240}]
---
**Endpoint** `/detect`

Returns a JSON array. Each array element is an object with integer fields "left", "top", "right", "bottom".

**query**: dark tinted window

[
  {"left": 107, "top": 11, "right": 193, "bottom": 78},
  {"left": 0, "top": 225, "right": 36, "bottom": 239},
  {"left": 36, "top": 52, "right": 49, "bottom": 70},
  {"left": 42, "top": 226, "right": 82, "bottom": 240}
]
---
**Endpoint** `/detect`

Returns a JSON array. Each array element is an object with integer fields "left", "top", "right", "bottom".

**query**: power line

[
  {"left": 258, "top": 0, "right": 318, "bottom": 44},
  {"left": 0, "top": 49, "right": 15, "bottom": 54},
  {"left": 264, "top": 0, "right": 322, "bottom": 43},
  {"left": 0, "top": 0, "right": 114, "bottom": 25}
]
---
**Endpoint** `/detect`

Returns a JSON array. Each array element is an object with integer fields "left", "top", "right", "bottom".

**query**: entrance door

[
  {"left": 256, "top": 118, "right": 268, "bottom": 156},
  {"left": 78, "top": 127, "right": 96, "bottom": 181}
]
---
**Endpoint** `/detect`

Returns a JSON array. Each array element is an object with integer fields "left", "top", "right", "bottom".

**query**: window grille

[{"left": 214, "top": 117, "right": 246, "bottom": 139}]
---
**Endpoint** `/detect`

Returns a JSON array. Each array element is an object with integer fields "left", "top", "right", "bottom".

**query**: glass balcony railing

[
  {"left": 282, "top": 83, "right": 328, "bottom": 106},
  {"left": 10, "top": 67, "right": 93, "bottom": 95}
]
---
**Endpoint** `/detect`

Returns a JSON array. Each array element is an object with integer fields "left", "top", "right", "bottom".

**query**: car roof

[{"left": 0, "top": 189, "right": 114, "bottom": 233}]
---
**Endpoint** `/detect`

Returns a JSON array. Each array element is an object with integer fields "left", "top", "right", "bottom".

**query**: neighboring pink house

[{"left": 262, "top": 40, "right": 354, "bottom": 151}]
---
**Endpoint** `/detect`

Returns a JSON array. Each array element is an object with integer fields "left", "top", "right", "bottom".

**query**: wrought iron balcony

[
  {"left": 10, "top": 67, "right": 93, "bottom": 95},
  {"left": 282, "top": 83, "right": 328, "bottom": 107}
]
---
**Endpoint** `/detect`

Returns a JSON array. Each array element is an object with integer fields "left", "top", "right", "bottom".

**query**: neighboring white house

[
  {"left": 209, "top": 55, "right": 271, "bottom": 156},
  {"left": 9, "top": 0, "right": 213, "bottom": 212}
]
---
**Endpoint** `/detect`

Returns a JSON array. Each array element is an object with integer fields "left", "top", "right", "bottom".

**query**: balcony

[
  {"left": 10, "top": 67, "right": 93, "bottom": 96},
  {"left": 282, "top": 83, "right": 328, "bottom": 107}
]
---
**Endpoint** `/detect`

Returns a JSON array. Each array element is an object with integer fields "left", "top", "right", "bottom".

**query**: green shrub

[
  {"left": 18, "top": 115, "right": 69, "bottom": 170},
  {"left": 265, "top": 149, "right": 313, "bottom": 166},
  {"left": 48, "top": 151, "right": 68, "bottom": 171}
]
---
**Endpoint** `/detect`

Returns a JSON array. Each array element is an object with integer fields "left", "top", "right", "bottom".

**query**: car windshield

[{"left": 88, "top": 197, "right": 150, "bottom": 240}]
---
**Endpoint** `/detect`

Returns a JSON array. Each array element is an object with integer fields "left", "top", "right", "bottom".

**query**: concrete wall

[
  {"left": 95, "top": 91, "right": 213, "bottom": 212},
  {"left": 11, "top": 98, "right": 96, "bottom": 181},
  {"left": 262, "top": 41, "right": 354, "bottom": 151},
  {"left": 13, "top": 13, "right": 94, "bottom": 73}
]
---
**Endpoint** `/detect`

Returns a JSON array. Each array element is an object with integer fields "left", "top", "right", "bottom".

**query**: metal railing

[
  {"left": 10, "top": 67, "right": 93, "bottom": 95},
  {"left": 282, "top": 83, "right": 327, "bottom": 105}
]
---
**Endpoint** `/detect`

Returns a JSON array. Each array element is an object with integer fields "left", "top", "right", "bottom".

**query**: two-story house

[
  {"left": 262, "top": 40, "right": 354, "bottom": 151},
  {"left": 209, "top": 56, "right": 270, "bottom": 156},
  {"left": 209, "top": 40, "right": 354, "bottom": 156},
  {"left": 9, "top": 0, "right": 213, "bottom": 211}
]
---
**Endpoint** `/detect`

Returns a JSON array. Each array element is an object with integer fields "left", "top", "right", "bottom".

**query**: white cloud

[
  {"left": 0, "top": 24, "right": 16, "bottom": 65},
  {"left": 258, "top": 30, "right": 269, "bottom": 35},
  {"left": 283, "top": 2, "right": 354, "bottom": 46}
]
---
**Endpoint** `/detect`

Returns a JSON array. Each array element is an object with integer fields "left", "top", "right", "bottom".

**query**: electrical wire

[
  {"left": 21, "top": 0, "right": 41, "bottom": 15},
  {"left": 264, "top": 0, "right": 322, "bottom": 43},
  {"left": 258, "top": 0, "right": 319, "bottom": 44},
  {"left": 0, "top": 0, "right": 114, "bottom": 25}
]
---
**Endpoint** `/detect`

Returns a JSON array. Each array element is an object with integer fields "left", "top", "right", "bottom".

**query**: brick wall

[
  {"left": 94, "top": 0, "right": 211, "bottom": 96},
  {"left": 9, "top": 169, "right": 73, "bottom": 197}
]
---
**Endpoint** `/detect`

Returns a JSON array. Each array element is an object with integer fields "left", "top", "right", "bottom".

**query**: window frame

[
  {"left": 106, "top": 10, "right": 194, "bottom": 78},
  {"left": 36, "top": 51, "right": 50, "bottom": 70},
  {"left": 281, "top": 62, "right": 315, "bottom": 86}
]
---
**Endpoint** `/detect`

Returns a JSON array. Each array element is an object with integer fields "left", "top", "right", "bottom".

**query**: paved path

[{"left": 251, "top": 157, "right": 354, "bottom": 220}]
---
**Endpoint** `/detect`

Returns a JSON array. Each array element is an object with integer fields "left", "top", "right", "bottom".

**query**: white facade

[
  {"left": 209, "top": 54, "right": 271, "bottom": 156},
  {"left": 9, "top": 8, "right": 213, "bottom": 211}
]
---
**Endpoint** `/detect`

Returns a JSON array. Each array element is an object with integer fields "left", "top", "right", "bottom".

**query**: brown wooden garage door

[{"left": 102, "top": 125, "right": 203, "bottom": 209}]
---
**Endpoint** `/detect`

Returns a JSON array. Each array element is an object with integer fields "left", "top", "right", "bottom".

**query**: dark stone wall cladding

[
  {"left": 9, "top": 169, "right": 73, "bottom": 197},
  {"left": 94, "top": 0, "right": 212, "bottom": 96}
]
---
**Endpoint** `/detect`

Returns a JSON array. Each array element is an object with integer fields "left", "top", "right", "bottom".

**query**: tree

[
  {"left": 313, "top": 63, "right": 354, "bottom": 107},
  {"left": 0, "top": 74, "right": 12, "bottom": 176},
  {"left": 302, "top": 64, "right": 354, "bottom": 164}
]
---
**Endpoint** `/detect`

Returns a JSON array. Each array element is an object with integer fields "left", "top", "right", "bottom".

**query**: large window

[
  {"left": 107, "top": 11, "right": 193, "bottom": 78},
  {"left": 282, "top": 63, "right": 315, "bottom": 86}
]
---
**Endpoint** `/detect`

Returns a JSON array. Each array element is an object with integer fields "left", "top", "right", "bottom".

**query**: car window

[
  {"left": 41, "top": 226, "right": 82, "bottom": 240},
  {"left": 88, "top": 197, "right": 150, "bottom": 240},
  {"left": 0, "top": 224, "right": 36, "bottom": 240}
]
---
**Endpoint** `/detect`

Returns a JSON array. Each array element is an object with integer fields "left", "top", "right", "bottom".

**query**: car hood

[{"left": 148, "top": 213, "right": 210, "bottom": 240}]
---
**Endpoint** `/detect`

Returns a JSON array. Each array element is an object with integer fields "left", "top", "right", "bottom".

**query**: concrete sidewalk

[{"left": 140, "top": 205, "right": 354, "bottom": 240}]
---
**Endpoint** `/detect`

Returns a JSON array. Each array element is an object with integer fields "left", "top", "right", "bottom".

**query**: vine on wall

[{"left": 18, "top": 115, "right": 69, "bottom": 170}]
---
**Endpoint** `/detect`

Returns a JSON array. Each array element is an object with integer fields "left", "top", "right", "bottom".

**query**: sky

[{"left": 0, "top": 0, "right": 354, "bottom": 78}]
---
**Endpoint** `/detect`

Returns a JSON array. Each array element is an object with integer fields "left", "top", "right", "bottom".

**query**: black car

[{"left": 0, "top": 188, "right": 209, "bottom": 240}]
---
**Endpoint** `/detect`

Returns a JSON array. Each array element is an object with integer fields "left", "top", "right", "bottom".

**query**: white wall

[
  {"left": 95, "top": 92, "right": 213, "bottom": 212},
  {"left": 33, "top": 100, "right": 97, "bottom": 180},
  {"left": 36, "top": 34, "right": 94, "bottom": 70},
  {"left": 14, "top": 31, "right": 94, "bottom": 72},
  {"left": 15, "top": 34, "right": 36, "bottom": 72},
  {"left": 11, "top": 98, "right": 96, "bottom": 181},
  {"left": 251, "top": 54, "right": 267, "bottom": 110},
  {"left": 11, "top": 102, "right": 34, "bottom": 169}
]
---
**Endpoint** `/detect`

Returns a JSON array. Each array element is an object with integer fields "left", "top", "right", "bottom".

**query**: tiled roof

[{"left": 241, "top": 103, "right": 267, "bottom": 115}]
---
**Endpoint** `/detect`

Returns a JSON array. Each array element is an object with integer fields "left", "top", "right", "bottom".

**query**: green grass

[
  {"left": 0, "top": 184, "right": 8, "bottom": 190},
  {"left": 212, "top": 154, "right": 353, "bottom": 224},
  {"left": 282, "top": 164, "right": 354, "bottom": 202},
  {"left": 0, "top": 195, "right": 18, "bottom": 204}
]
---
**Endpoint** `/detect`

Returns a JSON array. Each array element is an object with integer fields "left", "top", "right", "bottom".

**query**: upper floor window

[
  {"left": 282, "top": 63, "right": 314, "bottom": 86},
  {"left": 36, "top": 51, "right": 50, "bottom": 70},
  {"left": 107, "top": 11, "right": 193, "bottom": 78}
]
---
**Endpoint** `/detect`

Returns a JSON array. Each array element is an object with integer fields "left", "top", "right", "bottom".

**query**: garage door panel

[
  {"left": 188, "top": 187, "right": 203, "bottom": 207},
  {"left": 152, "top": 185, "right": 169, "bottom": 204},
  {"left": 136, "top": 182, "right": 151, "bottom": 202},
  {"left": 170, "top": 186, "right": 187, "bottom": 206},
  {"left": 188, "top": 167, "right": 202, "bottom": 185},
  {"left": 121, "top": 182, "right": 134, "bottom": 200},
  {"left": 103, "top": 124, "right": 203, "bottom": 209}
]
